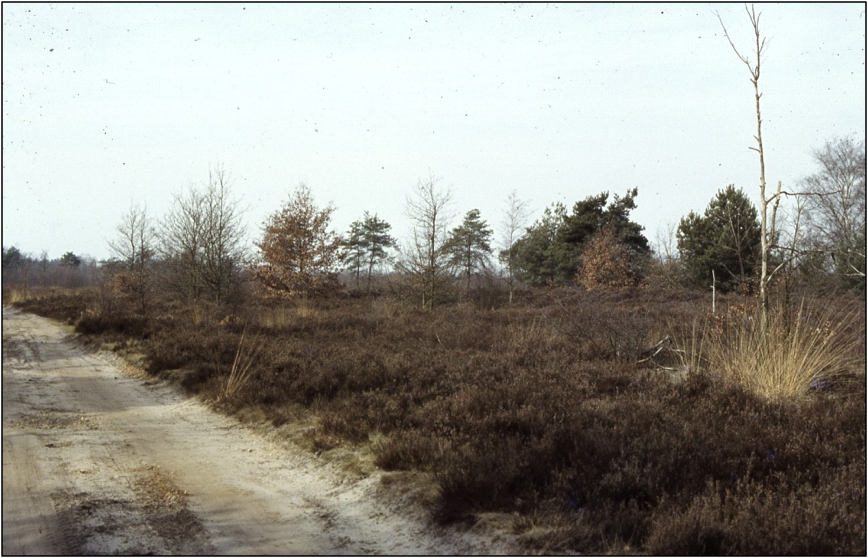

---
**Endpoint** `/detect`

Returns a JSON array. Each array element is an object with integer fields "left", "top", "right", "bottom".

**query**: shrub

[{"left": 17, "top": 287, "right": 864, "bottom": 554}]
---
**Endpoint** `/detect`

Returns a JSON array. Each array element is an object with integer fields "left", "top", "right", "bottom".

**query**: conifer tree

[
  {"left": 677, "top": 185, "right": 762, "bottom": 292},
  {"left": 343, "top": 212, "right": 395, "bottom": 291},
  {"left": 509, "top": 190, "right": 649, "bottom": 286},
  {"left": 445, "top": 209, "right": 493, "bottom": 291}
]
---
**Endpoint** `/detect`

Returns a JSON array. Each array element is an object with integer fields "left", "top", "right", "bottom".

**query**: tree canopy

[
  {"left": 444, "top": 209, "right": 493, "bottom": 290},
  {"left": 798, "top": 136, "right": 866, "bottom": 291},
  {"left": 509, "top": 189, "right": 649, "bottom": 287},
  {"left": 343, "top": 212, "right": 395, "bottom": 290},
  {"left": 395, "top": 175, "right": 455, "bottom": 309},
  {"left": 253, "top": 184, "right": 342, "bottom": 298},
  {"left": 59, "top": 252, "right": 82, "bottom": 268},
  {"left": 677, "top": 185, "right": 761, "bottom": 292}
]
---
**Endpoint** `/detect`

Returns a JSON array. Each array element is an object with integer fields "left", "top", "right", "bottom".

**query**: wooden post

[{"left": 712, "top": 269, "right": 716, "bottom": 315}]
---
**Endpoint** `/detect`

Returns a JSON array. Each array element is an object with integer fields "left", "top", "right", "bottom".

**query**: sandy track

[{"left": 2, "top": 306, "right": 516, "bottom": 555}]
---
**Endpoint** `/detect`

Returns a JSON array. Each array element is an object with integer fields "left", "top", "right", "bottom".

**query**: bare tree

[
  {"left": 717, "top": 4, "right": 782, "bottom": 330},
  {"left": 646, "top": 220, "right": 684, "bottom": 289},
  {"left": 200, "top": 167, "right": 248, "bottom": 302},
  {"left": 499, "top": 190, "right": 531, "bottom": 303},
  {"left": 107, "top": 203, "right": 157, "bottom": 314},
  {"left": 395, "top": 174, "right": 455, "bottom": 310},
  {"left": 158, "top": 165, "right": 247, "bottom": 304},
  {"left": 772, "top": 192, "right": 812, "bottom": 302},
  {"left": 159, "top": 185, "right": 206, "bottom": 300},
  {"left": 654, "top": 221, "right": 680, "bottom": 264},
  {"left": 799, "top": 137, "right": 866, "bottom": 284},
  {"left": 108, "top": 203, "right": 155, "bottom": 272}
]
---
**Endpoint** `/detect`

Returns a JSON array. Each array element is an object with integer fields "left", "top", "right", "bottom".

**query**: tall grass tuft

[
  {"left": 3, "top": 284, "right": 32, "bottom": 303},
  {"left": 217, "top": 328, "right": 262, "bottom": 403},
  {"left": 254, "top": 297, "right": 317, "bottom": 328},
  {"left": 679, "top": 302, "right": 863, "bottom": 401}
]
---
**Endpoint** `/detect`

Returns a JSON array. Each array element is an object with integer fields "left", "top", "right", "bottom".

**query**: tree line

[{"left": 3, "top": 136, "right": 864, "bottom": 310}]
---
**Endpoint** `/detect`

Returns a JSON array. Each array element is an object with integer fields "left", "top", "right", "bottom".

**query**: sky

[{"left": 2, "top": 3, "right": 865, "bottom": 262}]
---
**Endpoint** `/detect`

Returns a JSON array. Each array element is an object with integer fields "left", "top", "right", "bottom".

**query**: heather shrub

[
  {"left": 646, "top": 460, "right": 866, "bottom": 555},
  {"left": 13, "top": 287, "right": 865, "bottom": 554},
  {"left": 547, "top": 289, "right": 657, "bottom": 360},
  {"left": 13, "top": 287, "right": 95, "bottom": 323}
]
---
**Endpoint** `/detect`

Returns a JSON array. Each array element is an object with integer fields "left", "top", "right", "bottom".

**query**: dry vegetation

[{"left": 7, "top": 283, "right": 865, "bottom": 554}]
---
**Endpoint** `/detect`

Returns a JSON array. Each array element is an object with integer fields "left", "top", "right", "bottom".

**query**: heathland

[{"left": 6, "top": 283, "right": 865, "bottom": 555}]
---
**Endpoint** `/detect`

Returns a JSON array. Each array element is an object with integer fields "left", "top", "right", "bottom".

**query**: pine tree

[
  {"left": 343, "top": 219, "right": 369, "bottom": 289},
  {"left": 343, "top": 212, "right": 395, "bottom": 291},
  {"left": 508, "top": 202, "right": 571, "bottom": 286},
  {"left": 509, "top": 190, "right": 649, "bottom": 287},
  {"left": 677, "top": 185, "right": 762, "bottom": 292},
  {"left": 360, "top": 213, "right": 395, "bottom": 291},
  {"left": 445, "top": 209, "right": 493, "bottom": 291}
]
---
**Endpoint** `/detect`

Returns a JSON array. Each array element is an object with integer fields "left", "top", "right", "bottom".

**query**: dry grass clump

[
  {"left": 676, "top": 300, "right": 864, "bottom": 401},
  {"left": 2, "top": 283, "right": 34, "bottom": 304},
  {"left": 214, "top": 328, "right": 263, "bottom": 404},
  {"left": 11, "top": 287, "right": 96, "bottom": 323},
  {"left": 13, "top": 287, "right": 866, "bottom": 554}
]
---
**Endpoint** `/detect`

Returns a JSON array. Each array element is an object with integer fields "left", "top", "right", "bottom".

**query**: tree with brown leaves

[
  {"left": 577, "top": 226, "right": 638, "bottom": 290},
  {"left": 253, "top": 184, "right": 342, "bottom": 299}
]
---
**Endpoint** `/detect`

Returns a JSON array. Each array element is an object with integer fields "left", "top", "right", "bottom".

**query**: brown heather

[{"left": 12, "top": 285, "right": 866, "bottom": 555}]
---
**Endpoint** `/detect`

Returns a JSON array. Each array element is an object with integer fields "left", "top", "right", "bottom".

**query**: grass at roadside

[{"left": 11, "top": 286, "right": 866, "bottom": 554}]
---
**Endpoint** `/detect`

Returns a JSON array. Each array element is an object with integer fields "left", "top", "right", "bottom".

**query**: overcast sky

[{"left": 2, "top": 3, "right": 865, "bottom": 262}]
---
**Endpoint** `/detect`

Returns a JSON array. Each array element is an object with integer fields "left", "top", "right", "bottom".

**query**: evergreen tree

[
  {"left": 509, "top": 189, "right": 650, "bottom": 286},
  {"left": 559, "top": 188, "right": 649, "bottom": 254},
  {"left": 508, "top": 203, "right": 573, "bottom": 286},
  {"left": 360, "top": 213, "right": 396, "bottom": 290},
  {"left": 445, "top": 209, "right": 493, "bottom": 290},
  {"left": 343, "top": 219, "right": 369, "bottom": 289},
  {"left": 343, "top": 212, "right": 396, "bottom": 290},
  {"left": 677, "top": 185, "right": 762, "bottom": 292},
  {"left": 59, "top": 252, "right": 82, "bottom": 268},
  {"left": 2, "top": 246, "right": 25, "bottom": 270}
]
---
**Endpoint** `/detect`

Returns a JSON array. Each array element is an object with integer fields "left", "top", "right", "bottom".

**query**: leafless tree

[
  {"left": 109, "top": 203, "right": 155, "bottom": 271},
  {"left": 160, "top": 186, "right": 205, "bottom": 299},
  {"left": 645, "top": 220, "right": 685, "bottom": 289},
  {"left": 158, "top": 165, "right": 247, "bottom": 304},
  {"left": 500, "top": 190, "right": 531, "bottom": 303},
  {"left": 799, "top": 137, "right": 866, "bottom": 282},
  {"left": 717, "top": 4, "right": 782, "bottom": 330},
  {"left": 201, "top": 167, "right": 249, "bottom": 302},
  {"left": 107, "top": 203, "right": 157, "bottom": 314},
  {"left": 654, "top": 221, "right": 679, "bottom": 265},
  {"left": 394, "top": 173, "right": 455, "bottom": 310}
]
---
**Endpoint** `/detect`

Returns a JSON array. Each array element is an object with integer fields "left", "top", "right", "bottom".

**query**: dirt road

[{"left": 2, "top": 306, "right": 515, "bottom": 555}]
